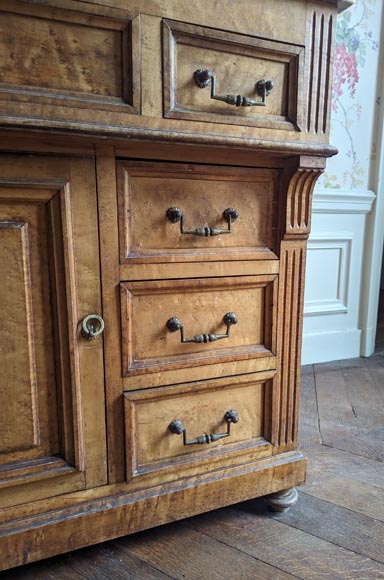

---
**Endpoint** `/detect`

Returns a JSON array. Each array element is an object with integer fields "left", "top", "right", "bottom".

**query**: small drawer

[
  {"left": 120, "top": 275, "right": 277, "bottom": 387},
  {"left": 124, "top": 371, "right": 276, "bottom": 484},
  {"left": 163, "top": 19, "right": 305, "bottom": 131},
  {"left": 117, "top": 160, "right": 279, "bottom": 264},
  {"left": 0, "top": 3, "right": 140, "bottom": 118}
]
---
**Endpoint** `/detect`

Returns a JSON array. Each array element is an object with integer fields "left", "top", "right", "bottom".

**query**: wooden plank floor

[{"left": 4, "top": 355, "right": 384, "bottom": 579}]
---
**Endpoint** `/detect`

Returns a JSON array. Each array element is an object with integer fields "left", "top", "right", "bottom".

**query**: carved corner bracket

[{"left": 282, "top": 157, "right": 325, "bottom": 240}]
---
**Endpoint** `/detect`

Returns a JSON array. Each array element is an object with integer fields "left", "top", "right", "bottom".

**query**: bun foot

[{"left": 266, "top": 487, "right": 298, "bottom": 513}]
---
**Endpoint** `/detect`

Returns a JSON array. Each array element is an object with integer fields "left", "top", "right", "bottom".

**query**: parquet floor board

[
  {"left": 320, "top": 429, "right": 384, "bottom": 462},
  {"left": 302, "top": 473, "right": 384, "bottom": 521},
  {"left": 113, "top": 523, "right": 297, "bottom": 580},
  {"left": 6, "top": 355, "right": 384, "bottom": 580},
  {"left": 272, "top": 491, "right": 384, "bottom": 564},
  {"left": 191, "top": 506, "right": 384, "bottom": 580},
  {"left": 305, "top": 445, "right": 384, "bottom": 488},
  {"left": 298, "top": 365, "right": 322, "bottom": 449},
  {"left": 313, "top": 361, "right": 360, "bottom": 444}
]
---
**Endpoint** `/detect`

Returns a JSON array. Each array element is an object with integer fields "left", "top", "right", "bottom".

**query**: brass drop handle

[
  {"left": 81, "top": 314, "right": 105, "bottom": 340},
  {"left": 194, "top": 69, "right": 274, "bottom": 107},
  {"left": 166, "top": 207, "right": 239, "bottom": 237},
  {"left": 168, "top": 410, "right": 239, "bottom": 446},
  {"left": 166, "top": 312, "right": 238, "bottom": 344}
]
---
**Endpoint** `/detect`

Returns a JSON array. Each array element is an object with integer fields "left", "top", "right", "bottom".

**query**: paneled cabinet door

[{"left": 0, "top": 155, "right": 107, "bottom": 510}]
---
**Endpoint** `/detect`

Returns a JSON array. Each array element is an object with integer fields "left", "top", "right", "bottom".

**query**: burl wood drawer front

[
  {"left": 0, "top": 2, "right": 140, "bottom": 114},
  {"left": 163, "top": 19, "right": 304, "bottom": 131},
  {"left": 120, "top": 275, "right": 277, "bottom": 383},
  {"left": 124, "top": 371, "right": 276, "bottom": 484},
  {"left": 117, "top": 161, "right": 279, "bottom": 263}
]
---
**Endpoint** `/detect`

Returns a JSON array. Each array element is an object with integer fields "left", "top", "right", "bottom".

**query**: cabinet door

[{"left": 0, "top": 155, "right": 107, "bottom": 509}]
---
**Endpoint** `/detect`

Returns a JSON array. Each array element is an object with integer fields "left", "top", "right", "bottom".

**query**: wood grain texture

[
  {"left": 0, "top": 0, "right": 342, "bottom": 152},
  {"left": 306, "top": 445, "right": 384, "bottom": 488},
  {"left": 306, "top": 2, "right": 336, "bottom": 135},
  {"left": 275, "top": 160, "right": 324, "bottom": 452},
  {"left": 124, "top": 372, "right": 274, "bottom": 485},
  {"left": 95, "top": 145, "right": 125, "bottom": 483},
  {"left": 0, "top": 221, "right": 39, "bottom": 453},
  {"left": 194, "top": 507, "right": 384, "bottom": 579},
  {"left": 0, "top": 451, "right": 306, "bottom": 570},
  {"left": 5, "top": 357, "right": 384, "bottom": 578},
  {"left": 0, "top": 1, "right": 141, "bottom": 113},
  {"left": 0, "top": 0, "right": 343, "bottom": 570},
  {"left": 120, "top": 275, "right": 277, "bottom": 380},
  {"left": 117, "top": 160, "right": 279, "bottom": 263},
  {"left": 0, "top": 155, "right": 107, "bottom": 510},
  {"left": 163, "top": 19, "right": 305, "bottom": 131},
  {"left": 276, "top": 491, "right": 384, "bottom": 564},
  {"left": 314, "top": 357, "right": 384, "bottom": 450},
  {"left": 20, "top": 0, "right": 320, "bottom": 45},
  {"left": 303, "top": 474, "right": 384, "bottom": 522},
  {"left": 298, "top": 364, "right": 322, "bottom": 448},
  {"left": 276, "top": 240, "right": 307, "bottom": 450},
  {"left": 120, "top": 522, "right": 297, "bottom": 580}
]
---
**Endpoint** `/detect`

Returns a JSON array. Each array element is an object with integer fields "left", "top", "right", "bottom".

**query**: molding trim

[
  {"left": 304, "top": 232, "right": 353, "bottom": 316},
  {"left": 302, "top": 328, "right": 361, "bottom": 365},
  {"left": 312, "top": 188, "right": 376, "bottom": 214}
]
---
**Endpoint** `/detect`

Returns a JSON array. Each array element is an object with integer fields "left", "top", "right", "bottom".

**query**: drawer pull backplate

[
  {"left": 194, "top": 68, "right": 274, "bottom": 107},
  {"left": 168, "top": 409, "right": 239, "bottom": 445},
  {"left": 166, "top": 207, "right": 239, "bottom": 237},
  {"left": 166, "top": 312, "right": 238, "bottom": 344}
]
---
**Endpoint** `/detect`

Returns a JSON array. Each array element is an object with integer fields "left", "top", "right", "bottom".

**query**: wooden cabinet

[{"left": 0, "top": 0, "right": 350, "bottom": 570}]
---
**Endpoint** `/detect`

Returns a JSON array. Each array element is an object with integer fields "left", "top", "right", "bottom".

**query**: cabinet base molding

[{"left": 0, "top": 451, "right": 306, "bottom": 570}]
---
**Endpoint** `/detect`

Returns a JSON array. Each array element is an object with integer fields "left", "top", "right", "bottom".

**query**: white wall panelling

[
  {"left": 302, "top": 0, "right": 383, "bottom": 364},
  {"left": 302, "top": 189, "right": 375, "bottom": 365},
  {"left": 304, "top": 233, "right": 352, "bottom": 316}
]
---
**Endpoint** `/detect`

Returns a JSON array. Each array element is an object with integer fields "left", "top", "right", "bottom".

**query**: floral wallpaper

[{"left": 320, "top": 0, "right": 382, "bottom": 190}]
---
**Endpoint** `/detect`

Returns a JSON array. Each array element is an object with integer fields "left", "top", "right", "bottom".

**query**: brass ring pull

[
  {"left": 81, "top": 314, "right": 105, "bottom": 340},
  {"left": 166, "top": 207, "right": 239, "bottom": 237},
  {"left": 166, "top": 312, "right": 238, "bottom": 344},
  {"left": 194, "top": 69, "right": 274, "bottom": 107},
  {"left": 168, "top": 410, "right": 239, "bottom": 446}
]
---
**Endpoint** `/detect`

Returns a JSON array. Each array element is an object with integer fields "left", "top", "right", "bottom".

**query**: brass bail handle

[
  {"left": 166, "top": 312, "right": 238, "bottom": 344},
  {"left": 81, "top": 314, "right": 105, "bottom": 340},
  {"left": 168, "top": 410, "right": 239, "bottom": 446},
  {"left": 166, "top": 207, "right": 239, "bottom": 237},
  {"left": 194, "top": 68, "right": 274, "bottom": 107}
]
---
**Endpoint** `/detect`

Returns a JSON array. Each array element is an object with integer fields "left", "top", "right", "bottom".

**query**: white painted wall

[{"left": 302, "top": 0, "right": 383, "bottom": 364}]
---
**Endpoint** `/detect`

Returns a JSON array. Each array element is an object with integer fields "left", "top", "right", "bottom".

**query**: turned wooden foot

[{"left": 265, "top": 487, "right": 298, "bottom": 513}]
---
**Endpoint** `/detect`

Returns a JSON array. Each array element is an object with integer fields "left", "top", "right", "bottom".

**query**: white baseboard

[
  {"left": 360, "top": 326, "right": 376, "bottom": 357},
  {"left": 302, "top": 329, "right": 362, "bottom": 365}
]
